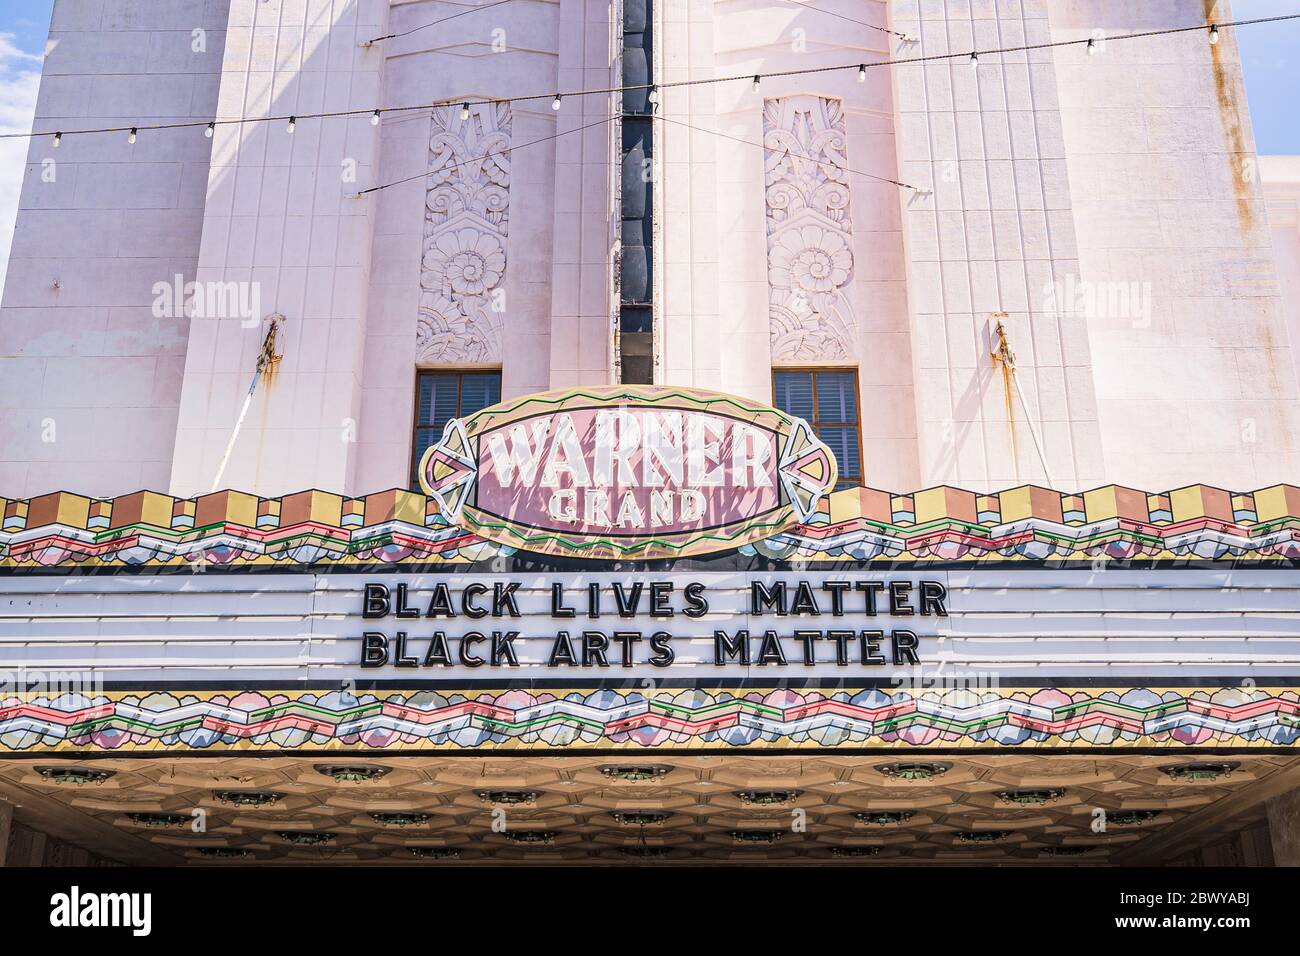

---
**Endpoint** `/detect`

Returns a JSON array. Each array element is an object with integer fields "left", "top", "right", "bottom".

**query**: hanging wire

[
  {"left": 363, "top": 0, "right": 519, "bottom": 45},
  {"left": 652, "top": 113, "right": 916, "bottom": 189},
  {"left": 1, "top": 13, "right": 1290, "bottom": 145},
  {"left": 772, "top": 0, "right": 911, "bottom": 40},
  {"left": 351, "top": 114, "right": 620, "bottom": 196}
]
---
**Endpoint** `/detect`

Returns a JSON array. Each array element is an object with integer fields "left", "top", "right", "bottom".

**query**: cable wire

[
  {"left": 352, "top": 114, "right": 618, "bottom": 196},
  {"left": 1, "top": 14, "right": 1291, "bottom": 144},
  {"left": 772, "top": 0, "right": 911, "bottom": 40},
  {"left": 653, "top": 113, "right": 914, "bottom": 188},
  {"left": 364, "top": 0, "right": 518, "bottom": 44}
]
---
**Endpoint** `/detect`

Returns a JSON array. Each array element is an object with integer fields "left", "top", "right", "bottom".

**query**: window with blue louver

[
  {"left": 773, "top": 369, "right": 863, "bottom": 489},
  {"left": 411, "top": 371, "right": 501, "bottom": 489}
]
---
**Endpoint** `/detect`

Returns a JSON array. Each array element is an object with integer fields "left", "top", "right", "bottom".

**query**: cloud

[{"left": 0, "top": 31, "right": 43, "bottom": 300}]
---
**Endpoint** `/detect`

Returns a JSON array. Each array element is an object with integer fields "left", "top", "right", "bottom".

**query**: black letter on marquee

[
  {"left": 859, "top": 630, "right": 886, "bottom": 666},
  {"left": 822, "top": 581, "right": 850, "bottom": 616},
  {"left": 889, "top": 581, "right": 914, "bottom": 616},
  {"left": 363, "top": 584, "right": 390, "bottom": 619},
  {"left": 795, "top": 630, "right": 821, "bottom": 666},
  {"left": 751, "top": 582, "right": 786, "bottom": 615},
  {"left": 394, "top": 631, "right": 418, "bottom": 667},
  {"left": 462, "top": 583, "right": 490, "bottom": 619},
  {"left": 891, "top": 629, "right": 921, "bottom": 665},
  {"left": 715, "top": 630, "right": 750, "bottom": 665},
  {"left": 394, "top": 583, "right": 420, "bottom": 619},
  {"left": 582, "top": 631, "right": 610, "bottom": 667},
  {"left": 493, "top": 582, "right": 522, "bottom": 617},
  {"left": 614, "top": 631, "right": 642, "bottom": 667},
  {"left": 789, "top": 582, "right": 820, "bottom": 616},
  {"left": 755, "top": 630, "right": 787, "bottom": 666},
  {"left": 648, "top": 632, "right": 675, "bottom": 666},
  {"left": 683, "top": 582, "right": 709, "bottom": 619},
  {"left": 424, "top": 631, "right": 452, "bottom": 667},
  {"left": 548, "top": 631, "right": 578, "bottom": 667},
  {"left": 491, "top": 631, "right": 520, "bottom": 666},
  {"left": 827, "top": 629, "right": 853, "bottom": 666},
  {"left": 360, "top": 631, "right": 388, "bottom": 666},
  {"left": 855, "top": 581, "right": 884, "bottom": 615},
  {"left": 920, "top": 581, "right": 949, "bottom": 617},
  {"left": 551, "top": 584, "right": 576, "bottom": 618},
  {"left": 650, "top": 582, "right": 674, "bottom": 618},
  {"left": 459, "top": 632, "right": 486, "bottom": 667},
  {"left": 613, "top": 582, "right": 643, "bottom": 617},
  {"left": 425, "top": 583, "right": 454, "bottom": 618}
]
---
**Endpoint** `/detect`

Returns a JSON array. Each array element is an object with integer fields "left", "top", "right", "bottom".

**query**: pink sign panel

[{"left": 474, "top": 407, "right": 782, "bottom": 537}]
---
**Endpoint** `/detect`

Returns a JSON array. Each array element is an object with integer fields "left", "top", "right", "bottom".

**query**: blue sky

[
  {"left": 0, "top": 0, "right": 51, "bottom": 291},
  {"left": 0, "top": 0, "right": 1296, "bottom": 289}
]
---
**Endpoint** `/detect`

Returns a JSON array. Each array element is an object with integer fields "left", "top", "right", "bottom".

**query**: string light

[
  {"left": 1086, "top": 37, "right": 1096, "bottom": 55},
  {"left": 646, "top": 86, "right": 658, "bottom": 104},
  {"left": 857, "top": 64, "right": 866, "bottom": 82},
  {"left": 127, "top": 127, "right": 137, "bottom": 144},
  {"left": 969, "top": 51, "right": 978, "bottom": 65},
  {"left": 205, "top": 122, "right": 214, "bottom": 138},
  {"left": 286, "top": 116, "right": 296, "bottom": 133},
  {"left": 52, "top": 131, "right": 61, "bottom": 148},
  {"left": 752, "top": 75, "right": 761, "bottom": 91},
  {"left": 460, "top": 103, "right": 470, "bottom": 120},
  {"left": 7, "top": 13, "right": 1294, "bottom": 149},
  {"left": 371, "top": 109, "right": 381, "bottom": 125}
]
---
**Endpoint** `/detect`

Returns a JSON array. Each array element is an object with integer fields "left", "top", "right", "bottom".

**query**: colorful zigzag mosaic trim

[
  {"left": 1, "top": 688, "right": 1295, "bottom": 752},
  {"left": 2, "top": 484, "right": 1300, "bottom": 568}
]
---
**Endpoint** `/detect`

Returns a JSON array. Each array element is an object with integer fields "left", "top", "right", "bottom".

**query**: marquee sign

[
  {"left": 419, "top": 386, "right": 838, "bottom": 559},
  {"left": 2, "top": 567, "right": 1297, "bottom": 752}
]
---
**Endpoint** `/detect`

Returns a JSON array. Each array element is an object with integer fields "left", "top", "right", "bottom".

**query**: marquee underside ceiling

[{"left": 0, "top": 753, "right": 1289, "bottom": 865}]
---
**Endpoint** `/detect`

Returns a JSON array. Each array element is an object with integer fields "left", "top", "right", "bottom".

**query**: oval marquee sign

[{"left": 419, "top": 385, "right": 838, "bottom": 559}]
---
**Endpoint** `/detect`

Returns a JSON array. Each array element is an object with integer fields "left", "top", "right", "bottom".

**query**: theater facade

[
  {"left": 2, "top": 386, "right": 1298, "bottom": 864},
  {"left": 1, "top": 1, "right": 1299, "bottom": 865}
]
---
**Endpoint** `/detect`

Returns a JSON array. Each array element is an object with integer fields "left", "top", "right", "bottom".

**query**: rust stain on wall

[
  {"left": 256, "top": 316, "right": 283, "bottom": 389},
  {"left": 990, "top": 318, "right": 1020, "bottom": 475},
  {"left": 1205, "top": 0, "right": 1254, "bottom": 234}
]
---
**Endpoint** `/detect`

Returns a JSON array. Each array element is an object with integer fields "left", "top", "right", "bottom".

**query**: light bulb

[
  {"left": 52, "top": 131, "right": 61, "bottom": 148},
  {"left": 371, "top": 109, "right": 381, "bottom": 125},
  {"left": 752, "top": 75, "right": 761, "bottom": 92},
  {"left": 857, "top": 64, "right": 866, "bottom": 82},
  {"left": 460, "top": 103, "right": 470, "bottom": 120},
  {"left": 1086, "top": 38, "right": 1095, "bottom": 55},
  {"left": 1209, "top": 24, "right": 1219, "bottom": 44},
  {"left": 969, "top": 51, "right": 978, "bottom": 65},
  {"left": 551, "top": 94, "right": 562, "bottom": 110},
  {"left": 205, "top": 122, "right": 214, "bottom": 138},
  {"left": 127, "top": 127, "right": 137, "bottom": 144},
  {"left": 287, "top": 116, "right": 296, "bottom": 133}
]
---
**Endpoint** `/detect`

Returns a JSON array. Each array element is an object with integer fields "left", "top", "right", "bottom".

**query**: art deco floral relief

[
  {"left": 418, "top": 102, "right": 511, "bottom": 364},
  {"left": 763, "top": 96, "right": 857, "bottom": 361}
]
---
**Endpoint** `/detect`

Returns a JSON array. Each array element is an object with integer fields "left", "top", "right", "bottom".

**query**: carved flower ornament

[
  {"left": 768, "top": 225, "right": 852, "bottom": 294},
  {"left": 422, "top": 228, "right": 505, "bottom": 297}
]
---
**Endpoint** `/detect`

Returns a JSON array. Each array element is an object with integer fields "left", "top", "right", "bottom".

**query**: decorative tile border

[
  {"left": 1, "top": 687, "right": 1295, "bottom": 752},
  {"left": 1, "top": 484, "right": 1299, "bottom": 568}
]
